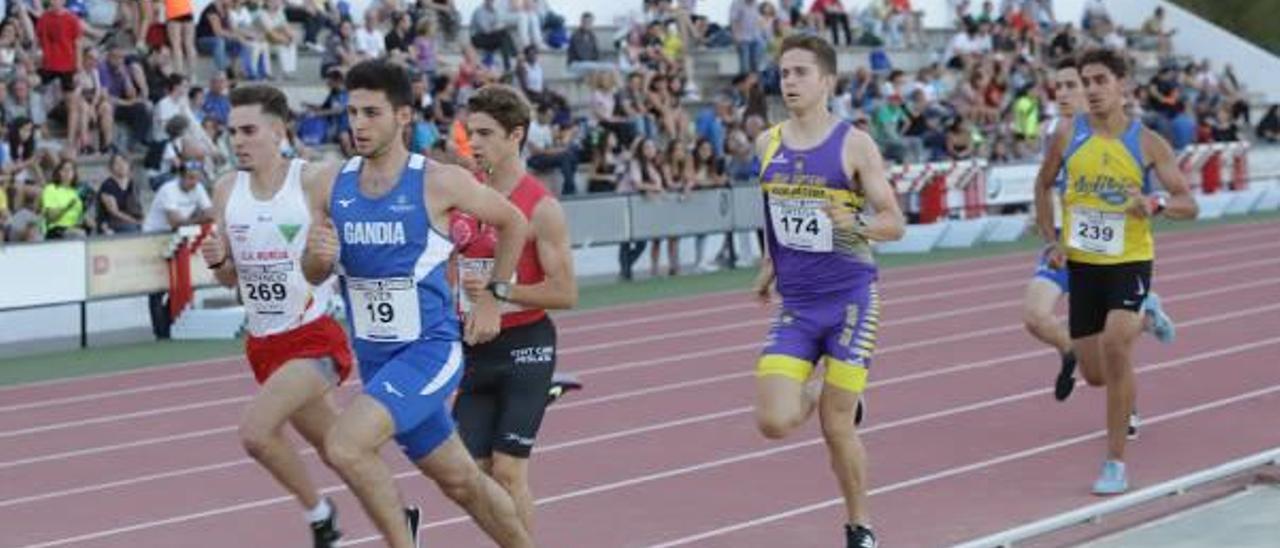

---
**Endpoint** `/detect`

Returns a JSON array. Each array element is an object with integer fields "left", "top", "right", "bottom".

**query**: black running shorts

[
  {"left": 453, "top": 315, "right": 556, "bottom": 459},
  {"left": 1066, "top": 260, "right": 1153, "bottom": 339}
]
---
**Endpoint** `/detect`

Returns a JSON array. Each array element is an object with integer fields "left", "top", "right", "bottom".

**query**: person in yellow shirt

[
  {"left": 1034, "top": 49, "right": 1197, "bottom": 496},
  {"left": 40, "top": 159, "right": 90, "bottom": 240}
]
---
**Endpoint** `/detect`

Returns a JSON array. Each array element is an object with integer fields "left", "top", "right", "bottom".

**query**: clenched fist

[
  {"left": 200, "top": 228, "right": 227, "bottom": 268},
  {"left": 303, "top": 217, "right": 340, "bottom": 283}
]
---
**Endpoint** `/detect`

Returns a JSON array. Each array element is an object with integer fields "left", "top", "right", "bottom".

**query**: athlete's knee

[
  {"left": 1081, "top": 366, "right": 1106, "bottom": 386},
  {"left": 818, "top": 396, "right": 858, "bottom": 438},
  {"left": 323, "top": 427, "right": 367, "bottom": 472},
  {"left": 1099, "top": 335, "right": 1133, "bottom": 375},
  {"left": 755, "top": 409, "right": 796, "bottom": 440},
  {"left": 488, "top": 457, "right": 528, "bottom": 495},
  {"left": 238, "top": 419, "right": 278, "bottom": 461},
  {"left": 1022, "top": 307, "right": 1055, "bottom": 335},
  {"left": 434, "top": 461, "right": 486, "bottom": 506}
]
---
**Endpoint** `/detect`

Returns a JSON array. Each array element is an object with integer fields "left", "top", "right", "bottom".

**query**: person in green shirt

[
  {"left": 40, "top": 159, "right": 91, "bottom": 240},
  {"left": 1011, "top": 84, "right": 1040, "bottom": 157}
]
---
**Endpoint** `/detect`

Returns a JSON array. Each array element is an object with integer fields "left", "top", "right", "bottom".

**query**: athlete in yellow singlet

[{"left": 1034, "top": 49, "right": 1198, "bottom": 496}]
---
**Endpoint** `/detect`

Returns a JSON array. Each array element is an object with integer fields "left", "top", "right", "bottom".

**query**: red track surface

[{"left": 1, "top": 220, "right": 1278, "bottom": 548}]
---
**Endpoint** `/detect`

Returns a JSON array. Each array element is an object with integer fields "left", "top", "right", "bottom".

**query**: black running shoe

[
  {"left": 1054, "top": 351, "right": 1077, "bottom": 401},
  {"left": 405, "top": 505, "right": 421, "bottom": 548},
  {"left": 547, "top": 373, "right": 583, "bottom": 406},
  {"left": 845, "top": 524, "right": 878, "bottom": 548},
  {"left": 310, "top": 499, "right": 342, "bottom": 548},
  {"left": 1128, "top": 411, "right": 1140, "bottom": 440}
]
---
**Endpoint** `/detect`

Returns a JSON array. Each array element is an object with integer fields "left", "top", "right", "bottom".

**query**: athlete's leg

[
  {"left": 1074, "top": 334, "right": 1105, "bottom": 386},
  {"left": 489, "top": 453, "right": 534, "bottom": 532},
  {"left": 239, "top": 359, "right": 334, "bottom": 510},
  {"left": 287, "top": 389, "right": 340, "bottom": 466},
  {"left": 756, "top": 308, "right": 823, "bottom": 439},
  {"left": 1100, "top": 309, "right": 1143, "bottom": 461},
  {"left": 1022, "top": 278, "right": 1070, "bottom": 353},
  {"left": 324, "top": 396, "right": 413, "bottom": 548},
  {"left": 414, "top": 432, "right": 533, "bottom": 547},
  {"left": 819, "top": 361, "right": 870, "bottom": 527}
]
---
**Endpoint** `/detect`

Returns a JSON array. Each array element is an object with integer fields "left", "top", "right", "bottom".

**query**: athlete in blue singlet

[
  {"left": 751, "top": 35, "right": 905, "bottom": 548},
  {"left": 302, "top": 60, "right": 533, "bottom": 548}
]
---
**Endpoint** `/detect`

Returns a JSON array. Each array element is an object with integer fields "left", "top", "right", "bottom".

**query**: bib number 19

[{"left": 366, "top": 301, "right": 395, "bottom": 324}]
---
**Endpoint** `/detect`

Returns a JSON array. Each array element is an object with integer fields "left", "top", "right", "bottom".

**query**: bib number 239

[
  {"left": 1068, "top": 207, "right": 1125, "bottom": 256},
  {"left": 348, "top": 277, "right": 421, "bottom": 341}
]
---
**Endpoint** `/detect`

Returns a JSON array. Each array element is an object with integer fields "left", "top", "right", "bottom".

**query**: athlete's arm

[
  {"left": 426, "top": 162, "right": 529, "bottom": 285},
  {"left": 1034, "top": 116, "right": 1072, "bottom": 245},
  {"left": 508, "top": 199, "right": 578, "bottom": 310},
  {"left": 301, "top": 162, "right": 340, "bottom": 286},
  {"left": 842, "top": 129, "right": 905, "bottom": 242},
  {"left": 752, "top": 129, "right": 775, "bottom": 303},
  {"left": 1139, "top": 128, "right": 1198, "bottom": 220},
  {"left": 200, "top": 172, "right": 238, "bottom": 288}
]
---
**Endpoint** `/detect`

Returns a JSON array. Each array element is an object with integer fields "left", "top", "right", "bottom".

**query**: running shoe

[
  {"left": 1092, "top": 459, "right": 1128, "bottom": 495},
  {"left": 855, "top": 395, "right": 866, "bottom": 427},
  {"left": 1128, "top": 411, "right": 1141, "bottom": 441},
  {"left": 405, "top": 505, "right": 421, "bottom": 548},
  {"left": 1055, "top": 350, "right": 1077, "bottom": 401},
  {"left": 547, "top": 373, "right": 584, "bottom": 405},
  {"left": 845, "top": 523, "right": 878, "bottom": 548},
  {"left": 310, "top": 498, "right": 341, "bottom": 548},
  {"left": 1142, "top": 292, "right": 1176, "bottom": 343}
]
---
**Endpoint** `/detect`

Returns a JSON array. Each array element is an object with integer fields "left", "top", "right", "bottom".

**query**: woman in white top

[
  {"left": 72, "top": 47, "right": 114, "bottom": 154},
  {"left": 258, "top": 0, "right": 298, "bottom": 78},
  {"left": 230, "top": 0, "right": 269, "bottom": 79}
]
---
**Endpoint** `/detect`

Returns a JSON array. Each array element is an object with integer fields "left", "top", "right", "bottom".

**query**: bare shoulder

[
  {"left": 1139, "top": 125, "right": 1174, "bottom": 160},
  {"left": 754, "top": 122, "right": 779, "bottom": 157},
  {"left": 531, "top": 194, "right": 566, "bottom": 229},
  {"left": 210, "top": 170, "right": 238, "bottom": 208}
]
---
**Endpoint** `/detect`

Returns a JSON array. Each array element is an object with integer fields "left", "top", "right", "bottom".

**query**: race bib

[
  {"left": 456, "top": 258, "right": 518, "bottom": 314},
  {"left": 347, "top": 277, "right": 421, "bottom": 341},
  {"left": 239, "top": 262, "right": 292, "bottom": 316},
  {"left": 1068, "top": 207, "right": 1126, "bottom": 256},
  {"left": 769, "top": 198, "right": 833, "bottom": 252}
]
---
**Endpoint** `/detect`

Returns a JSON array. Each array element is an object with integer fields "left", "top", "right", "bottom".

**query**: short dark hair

[
  {"left": 1053, "top": 55, "right": 1079, "bottom": 72},
  {"left": 779, "top": 34, "right": 837, "bottom": 76},
  {"left": 345, "top": 59, "right": 413, "bottom": 108},
  {"left": 467, "top": 84, "right": 531, "bottom": 140},
  {"left": 1079, "top": 48, "right": 1128, "bottom": 79},
  {"left": 230, "top": 84, "right": 292, "bottom": 122}
]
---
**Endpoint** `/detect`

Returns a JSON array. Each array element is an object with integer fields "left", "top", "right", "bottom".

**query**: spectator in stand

[
  {"left": 690, "top": 137, "right": 730, "bottom": 270},
  {"left": 1258, "top": 105, "right": 1280, "bottom": 144},
  {"left": 260, "top": 0, "right": 300, "bottom": 79},
  {"left": 1138, "top": 6, "right": 1175, "bottom": 59},
  {"left": 411, "top": 17, "right": 438, "bottom": 79},
  {"left": 0, "top": 19, "right": 29, "bottom": 81},
  {"left": 3, "top": 164, "right": 42, "bottom": 242},
  {"left": 165, "top": 0, "right": 198, "bottom": 74},
  {"left": 97, "top": 152, "right": 143, "bottom": 234},
  {"left": 567, "top": 12, "right": 612, "bottom": 76},
  {"left": 70, "top": 47, "right": 114, "bottom": 154},
  {"left": 36, "top": 0, "right": 86, "bottom": 144},
  {"left": 505, "top": 0, "right": 542, "bottom": 51},
  {"left": 5, "top": 78, "right": 46, "bottom": 137},
  {"left": 99, "top": 41, "right": 151, "bottom": 150},
  {"left": 887, "top": 0, "right": 924, "bottom": 48},
  {"left": 525, "top": 103, "right": 580, "bottom": 196},
  {"left": 516, "top": 46, "right": 567, "bottom": 117},
  {"left": 320, "top": 18, "right": 361, "bottom": 76},
  {"left": 650, "top": 138, "right": 693, "bottom": 275},
  {"left": 143, "top": 155, "right": 212, "bottom": 339},
  {"left": 41, "top": 158, "right": 91, "bottom": 239},
  {"left": 809, "top": 0, "right": 851, "bottom": 46},
  {"left": 228, "top": 0, "right": 269, "bottom": 80},
  {"left": 470, "top": 0, "right": 516, "bottom": 71},
  {"left": 730, "top": 0, "right": 766, "bottom": 74},
  {"left": 424, "top": 0, "right": 460, "bottom": 43},
  {"left": 1207, "top": 105, "right": 1239, "bottom": 143},
  {"left": 587, "top": 130, "right": 625, "bottom": 194},
  {"left": 945, "top": 116, "right": 975, "bottom": 159},
  {"left": 353, "top": 9, "right": 386, "bottom": 59},
  {"left": 196, "top": 0, "right": 246, "bottom": 77},
  {"left": 382, "top": 10, "right": 413, "bottom": 64},
  {"left": 201, "top": 72, "right": 231, "bottom": 128}
]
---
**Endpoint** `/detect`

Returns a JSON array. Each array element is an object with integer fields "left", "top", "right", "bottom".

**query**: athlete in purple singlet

[{"left": 751, "top": 35, "right": 905, "bottom": 548}]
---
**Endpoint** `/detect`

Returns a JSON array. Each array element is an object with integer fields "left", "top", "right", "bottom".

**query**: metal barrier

[{"left": 952, "top": 446, "right": 1280, "bottom": 548}]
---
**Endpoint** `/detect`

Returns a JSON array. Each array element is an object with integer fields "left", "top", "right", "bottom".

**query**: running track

[{"left": 1, "top": 220, "right": 1278, "bottom": 548}]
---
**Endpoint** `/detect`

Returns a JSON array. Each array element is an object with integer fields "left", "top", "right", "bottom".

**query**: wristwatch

[
  {"left": 1151, "top": 195, "right": 1168, "bottom": 216},
  {"left": 486, "top": 281, "right": 513, "bottom": 302}
]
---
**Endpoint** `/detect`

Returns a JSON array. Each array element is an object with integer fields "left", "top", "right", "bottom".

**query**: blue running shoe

[
  {"left": 1092, "top": 460, "right": 1128, "bottom": 495},
  {"left": 1143, "top": 292, "right": 1176, "bottom": 343}
]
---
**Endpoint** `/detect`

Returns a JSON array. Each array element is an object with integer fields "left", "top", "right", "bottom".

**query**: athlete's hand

[
  {"left": 460, "top": 274, "right": 487, "bottom": 304},
  {"left": 465, "top": 294, "right": 501, "bottom": 345},
  {"left": 1044, "top": 242, "right": 1067, "bottom": 269},
  {"left": 752, "top": 259, "right": 775, "bottom": 306},
  {"left": 1125, "top": 187, "right": 1153, "bottom": 218},
  {"left": 306, "top": 218, "right": 340, "bottom": 271},
  {"left": 199, "top": 228, "right": 226, "bottom": 268}
]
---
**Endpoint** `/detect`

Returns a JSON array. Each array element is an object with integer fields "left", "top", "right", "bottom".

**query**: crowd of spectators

[{"left": 0, "top": 0, "right": 1275, "bottom": 279}]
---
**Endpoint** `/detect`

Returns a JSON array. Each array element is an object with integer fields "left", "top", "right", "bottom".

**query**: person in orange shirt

[{"left": 166, "top": 0, "right": 197, "bottom": 74}]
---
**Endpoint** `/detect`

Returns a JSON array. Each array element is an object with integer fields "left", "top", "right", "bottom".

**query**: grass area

[{"left": 4, "top": 209, "right": 1277, "bottom": 387}]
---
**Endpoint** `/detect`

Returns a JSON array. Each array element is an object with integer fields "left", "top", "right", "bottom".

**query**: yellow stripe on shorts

[
  {"left": 824, "top": 357, "right": 869, "bottom": 393},
  {"left": 757, "top": 354, "right": 815, "bottom": 383}
]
